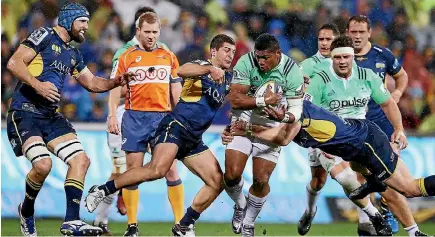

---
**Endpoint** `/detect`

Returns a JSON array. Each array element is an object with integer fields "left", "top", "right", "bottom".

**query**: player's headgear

[{"left": 58, "top": 3, "right": 90, "bottom": 32}]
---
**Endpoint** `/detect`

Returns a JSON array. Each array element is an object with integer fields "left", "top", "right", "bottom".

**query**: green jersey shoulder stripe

[
  {"left": 317, "top": 70, "right": 331, "bottom": 83},
  {"left": 283, "top": 59, "right": 295, "bottom": 76},
  {"left": 248, "top": 52, "right": 256, "bottom": 68}
]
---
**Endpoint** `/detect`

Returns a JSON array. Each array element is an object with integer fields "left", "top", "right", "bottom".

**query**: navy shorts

[
  {"left": 353, "top": 121, "right": 398, "bottom": 182},
  {"left": 6, "top": 110, "right": 76, "bottom": 156},
  {"left": 121, "top": 110, "right": 166, "bottom": 153},
  {"left": 150, "top": 115, "right": 209, "bottom": 160},
  {"left": 370, "top": 113, "right": 394, "bottom": 139}
]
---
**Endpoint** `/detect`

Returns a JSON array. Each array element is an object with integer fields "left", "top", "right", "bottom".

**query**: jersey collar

[
  {"left": 316, "top": 51, "right": 328, "bottom": 59},
  {"left": 273, "top": 53, "right": 286, "bottom": 72}
]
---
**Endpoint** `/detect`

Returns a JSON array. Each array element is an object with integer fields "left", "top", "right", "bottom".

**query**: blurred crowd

[{"left": 1, "top": 0, "right": 435, "bottom": 133}]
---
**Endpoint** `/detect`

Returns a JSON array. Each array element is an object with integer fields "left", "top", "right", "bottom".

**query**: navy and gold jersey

[
  {"left": 10, "top": 27, "right": 87, "bottom": 115},
  {"left": 294, "top": 100, "right": 369, "bottom": 159},
  {"left": 354, "top": 43, "right": 402, "bottom": 121},
  {"left": 170, "top": 60, "right": 232, "bottom": 138}
]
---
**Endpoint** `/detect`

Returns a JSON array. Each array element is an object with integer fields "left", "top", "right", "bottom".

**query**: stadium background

[{"left": 1, "top": 0, "right": 435, "bottom": 235}]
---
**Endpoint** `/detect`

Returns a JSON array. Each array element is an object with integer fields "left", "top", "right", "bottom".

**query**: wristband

[{"left": 255, "top": 97, "right": 266, "bottom": 107}]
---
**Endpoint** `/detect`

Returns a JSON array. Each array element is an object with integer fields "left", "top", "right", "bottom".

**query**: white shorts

[
  {"left": 226, "top": 135, "right": 281, "bottom": 163},
  {"left": 107, "top": 105, "right": 126, "bottom": 158},
  {"left": 308, "top": 147, "right": 343, "bottom": 173}
]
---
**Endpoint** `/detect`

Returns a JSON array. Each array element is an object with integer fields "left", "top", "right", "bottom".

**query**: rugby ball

[{"left": 254, "top": 81, "right": 286, "bottom": 110}]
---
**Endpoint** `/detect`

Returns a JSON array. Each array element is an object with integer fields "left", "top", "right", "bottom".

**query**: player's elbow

[{"left": 6, "top": 57, "right": 18, "bottom": 73}]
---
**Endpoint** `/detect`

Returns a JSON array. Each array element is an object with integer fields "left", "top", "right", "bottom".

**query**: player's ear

[{"left": 211, "top": 48, "right": 216, "bottom": 58}]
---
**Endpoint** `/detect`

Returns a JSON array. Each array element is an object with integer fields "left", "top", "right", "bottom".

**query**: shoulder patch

[
  {"left": 373, "top": 46, "right": 383, "bottom": 52},
  {"left": 317, "top": 71, "right": 330, "bottom": 83},
  {"left": 28, "top": 28, "right": 49, "bottom": 45}
]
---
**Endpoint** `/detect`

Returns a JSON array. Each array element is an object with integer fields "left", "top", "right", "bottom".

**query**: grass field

[{"left": 2, "top": 219, "right": 435, "bottom": 236}]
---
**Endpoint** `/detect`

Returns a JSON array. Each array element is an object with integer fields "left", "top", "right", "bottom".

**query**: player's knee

[
  {"left": 310, "top": 176, "right": 326, "bottom": 191},
  {"left": 333, "top": 168, "right": 360, "bottom": 193},
  {"left": 69, "top": 154, "right": 90, "bottom": 171},
  {"left": 33, "top": 158, "right": 52, "bottom": 178},
  {"left": 209, "top": 171, "right": 224, "bottom": 192},
  {"left": 165, "top": 164, "right": 179, "bottom": 181},
  {"left": 401, "top": 185, "right": 421, "bottom": 198},
  {"left": 224, "top": 168, "right": 243, "bottom": 183},
  {"left": 252, "top": 176, "right": 269, "bottom": 192}
]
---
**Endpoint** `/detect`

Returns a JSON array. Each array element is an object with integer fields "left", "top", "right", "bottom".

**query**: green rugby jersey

[
  {"left": 232, "top": 52, "right": 304, "bottom": 126},
  {"left": 300, "top": 51, "right": 329, "bottom": 77},
  {"left": 232, "top": 52, "right": 304, "bottom": 98},
  {"left": 305, "top": 62, "right": 391, "bottom": 119}
]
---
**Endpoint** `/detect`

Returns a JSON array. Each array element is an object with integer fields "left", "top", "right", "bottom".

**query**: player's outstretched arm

[
  {"left": 178, "top": 62, "right": 225, "bottom": 83},
  {"left": 7, "top": 45, "right": 60, "bottom": 102},
  {"left": 76, "top": 70, "right": 134, "bottom": 93}
]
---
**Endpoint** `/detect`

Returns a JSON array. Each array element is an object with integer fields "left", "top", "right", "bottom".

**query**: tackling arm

[
  {"left": 76, "top": 70, "right": 122, "bottom": 93},
  {"left": 177, "top": 63, "right": 214, "bottom": 77},
  {"left": 380, "top": 98, "right": 404, "bottom": 132}
]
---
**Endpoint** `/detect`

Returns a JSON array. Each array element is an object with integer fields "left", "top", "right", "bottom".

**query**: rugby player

[
  {"left": 303, "top": 36, "right": 428, "bottom": 237},
  {"left": 297, "top": 24, "right": 382, "bottom": 236},
  {"left": 224, "top": 33, "right": 304, "bottom": 236},
  {"left": 347, "top": 15, "right": 409, "bottom": 233},
  {"left": 85, "top": 34, "right": 236, "bottom": 237},
  {"left": 224, "top": 100, "right": 435, "bottom": 237},
  {"left": 6, "top": 3, "right": 133, "bottom": 236},
  {"left": 95, "top": 7, "right": 184, "bottom": 236}
]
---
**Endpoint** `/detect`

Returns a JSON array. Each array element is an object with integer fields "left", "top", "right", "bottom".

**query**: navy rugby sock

[
  {"left": 21, "top": 174, "right": 42, "bottom": 218},
  {"left": 64, "top": 179, "right": 84, "bottom": 222},
  {"left": 419, "top": 176, "right": 435, "bottom": 196},
  {"left": 180, "top": 206, "right": 200, "bottom": 226}
]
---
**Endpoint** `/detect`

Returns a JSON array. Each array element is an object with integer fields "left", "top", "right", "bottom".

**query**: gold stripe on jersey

[
  {"left": 181, "top": 78, "right": 203, "bottom": 103},
  {"left": 301, "top": 118, "right": 337, "bottom": 142}
]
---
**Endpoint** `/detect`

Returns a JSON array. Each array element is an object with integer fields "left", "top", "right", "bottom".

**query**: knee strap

[
  {"left": 53, "top": 139, "right": 85, "bottom": 163},
  {"left": 23, "top": 141, "right": 51, "bottom": 163}
]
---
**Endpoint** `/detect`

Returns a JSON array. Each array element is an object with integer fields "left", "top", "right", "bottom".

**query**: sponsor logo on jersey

[
  {"left": 329, "top": 97, "right": 369, "bottom": 111},
  {"left": 51, "top": 44, "right": 61, "bottom": 55},
  {"left": 327, "top": 89, "right": 336, "bottom": 96},
  {"left": 50, "top": 60, "right": 72, "bottom": 75},
  {"left": 356, "top": 56, "right": 368, "bottom": 61},
  {"left": 375, "top": 62, "right": 385, "bottom": 69}
]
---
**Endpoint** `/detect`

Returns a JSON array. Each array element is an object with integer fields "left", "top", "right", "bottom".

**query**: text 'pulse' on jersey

[
  {"left": 354, "top": 42, "right": 402, "bottom": 120},
  {"left": 10, "top": 27, "right": 87, "bottom": 115},
  {"left": 171, "top": 60, "right": 232, "bottom": 138}
]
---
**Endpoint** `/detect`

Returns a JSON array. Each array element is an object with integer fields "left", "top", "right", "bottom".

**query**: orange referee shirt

[{"left": 111, "top": 45, "right": 180, "bottom": 112}]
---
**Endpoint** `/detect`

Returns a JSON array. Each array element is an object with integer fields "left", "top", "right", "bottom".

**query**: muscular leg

[
  {"left": 21, "top": 136, "right": 52, "bottom": 218},
  {"left": 243, "top": 157, "right": 276, "bottom": 227},
  {"left": 224, "top": 149, "right": 249, "bottom": 209},
  {"left": 48, "top": 133, "right": 90, "bottom": 223}
]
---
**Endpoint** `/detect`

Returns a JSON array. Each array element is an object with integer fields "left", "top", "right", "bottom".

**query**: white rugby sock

[
  {"left": 243, "top": 192, "right": 268, "bottom": 225},
  {"left": 225, "top": 178, "right": 247, "bottom": 209},
  {"left": 362, "top": 201, "right": 379, "bottom": 217},
  {"left": 404, "top": 224, "right": 419, "bottom": 236},
  {"left": 358, "top": 205, "right": 371, "bottom": 223},
  {"left": 306, "top": 183, "right": 320, "bottom": 215},
  {"left": 95, "top": 192, "right": 117, "bottom": 224}
]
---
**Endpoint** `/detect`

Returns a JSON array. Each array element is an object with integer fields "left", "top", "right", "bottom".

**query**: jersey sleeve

[
  {"left": 71, "top": 49, "right": 88, "bottom": 79},
  {"left": 110, "top": 51, "right": 128, "bottom": 79},
  {"left": 232, "top": 54, "right": 252, "bottom": 86},
  {"left": 170, "top": 52, "right": 182, "bottom": 83},
  {"left": 300, "top": 58, "right": 315, "bottom": 77},
  {"left": 284, "top": 63, "right": 304, "bottom": 98},
  {"left": 304, "top": 73, "right": 324, "bottom": 106},
  {"left": 21, "top": 27, "right": 51, "bottom": 54},
  {"left": 384, "top": 48, "right": 402, "bottom": 76},
  {"left": 367, "top": 69, "right": 391, "bottom": 104}
]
